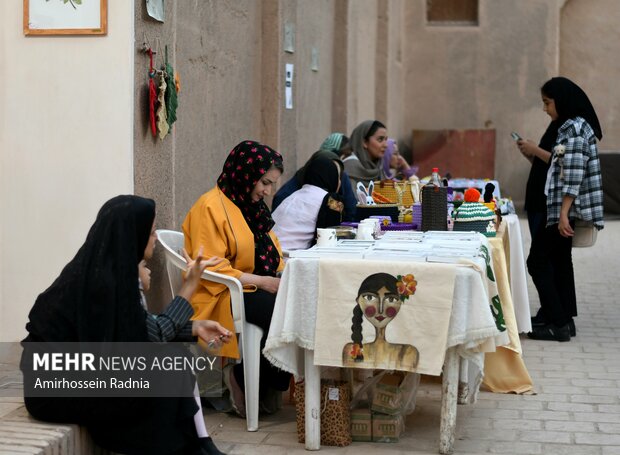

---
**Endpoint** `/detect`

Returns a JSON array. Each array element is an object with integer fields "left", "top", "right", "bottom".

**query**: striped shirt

[
  {"left": 545, "top": 117, "right": 604, "bottom": 230},
  {"left": 145, "top": 295, "right": 195, "bottom": 342}
]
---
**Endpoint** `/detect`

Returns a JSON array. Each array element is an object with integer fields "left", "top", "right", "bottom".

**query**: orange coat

[{"left": 182, "top": 186, "right": 284, "bottom": 358}]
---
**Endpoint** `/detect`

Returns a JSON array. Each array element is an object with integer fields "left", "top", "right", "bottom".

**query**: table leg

[
  {"left": 458, "top": 357, "right": 469, "bottom": 404},
  {"left": 304, "top": 350, "right": 321, "bottom": 450},
  {"left": 439, "top": 346, "right": 459, "bottom": 454}
]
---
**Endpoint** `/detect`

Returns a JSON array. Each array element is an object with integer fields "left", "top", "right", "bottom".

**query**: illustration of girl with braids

[{"left": 342, "top": 272, "right": 419, "bottom": 371}]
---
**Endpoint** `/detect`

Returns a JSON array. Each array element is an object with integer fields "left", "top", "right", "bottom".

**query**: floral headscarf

[{"left": 217, "top": 140, "right": 284, "bottom": 276}]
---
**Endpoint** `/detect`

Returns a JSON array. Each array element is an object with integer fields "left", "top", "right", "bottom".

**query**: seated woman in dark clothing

[
  {"left": 21, "top": 195, "right": 231, "bottom": 455},
  {"left": 272, "top": 132, "right": 357, "bottom": 221}
]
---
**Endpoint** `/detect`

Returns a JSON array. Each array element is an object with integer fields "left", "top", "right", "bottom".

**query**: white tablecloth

[
  {"left": 264, "top": 257, "right": 508, "bottom": 386},
  {"left": 264, "top": 251, "right": 511, "bottom": 453},
  {"left": 502, "top": 214, "right": 531, "bottom": 333}
]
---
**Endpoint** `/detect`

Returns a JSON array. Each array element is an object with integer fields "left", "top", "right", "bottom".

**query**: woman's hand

[
  {"left": 238, "top": 273, "right": 280, "bottom": 294},
  {"left": 517, "top": 139, "right": 534, "bottom": 157},
  {"left": 558, "top": 215, "right": 574, "bottom": 238},
  {"left": 258, "top": 275, "right": 280, "bottom": 294},
  {"left": 395, "top": 154, "right": 410, "bottom": 171},
  {"left": 559, "top": 196, "right": 575, "bottom": 238},
  {"left": 178, "top": 247, "right": 224, "bottom": 301},
  {"left": 192, "top": 320, "right": 232, "bottom": 347}
]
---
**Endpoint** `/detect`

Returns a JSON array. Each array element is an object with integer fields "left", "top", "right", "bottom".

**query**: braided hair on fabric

[
  {"left": 350, "top": 305, "right": 365, "bottom": 362},
  {"left": 348, "top": 272, "right": 401, "bottom": 362}
]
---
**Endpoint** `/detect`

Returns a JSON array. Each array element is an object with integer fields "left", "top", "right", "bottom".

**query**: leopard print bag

[{"left": 294, "top": 380, "right": 352, "bottom": 447}]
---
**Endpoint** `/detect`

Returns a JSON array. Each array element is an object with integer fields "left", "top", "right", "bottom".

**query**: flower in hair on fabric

[
  {"left": 396, "top": 274, "right": 417, "bottom": 301},
  {"left": 350, "top": 343, "right": 364, "bottom": 361}
]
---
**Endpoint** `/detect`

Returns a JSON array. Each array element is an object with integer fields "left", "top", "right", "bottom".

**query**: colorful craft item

[
  {"left": 156, "top": 75, "right": 169, "bottom": 139},
  {"left": 464, "top": 187, "right": 481, "bottom": 202},
  {"left": 147, "top": 48, "right": 157, "bottom": 137}
]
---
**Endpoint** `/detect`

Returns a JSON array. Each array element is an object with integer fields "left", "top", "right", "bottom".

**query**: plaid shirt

[{"left": 546, "top": 117, "right": 604, "bottom": 229}]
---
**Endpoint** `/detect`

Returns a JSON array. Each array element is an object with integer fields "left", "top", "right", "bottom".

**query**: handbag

[
  {"left": 573, "top": 219, "right": 597, "bottom": 248},
  {"left": 294, "top": 380, "right": 352, "bottom": 447},
  {"left": 372, "top": 180, "right": 416, "bottom": 206}
]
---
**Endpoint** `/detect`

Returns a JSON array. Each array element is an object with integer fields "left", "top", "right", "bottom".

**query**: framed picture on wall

[{"left": 24, "top": 0, "right": 107, "bottom": 36}]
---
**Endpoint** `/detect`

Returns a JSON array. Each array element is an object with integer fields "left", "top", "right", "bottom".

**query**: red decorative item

[
  {"left": 147, "top": 49, "right": 157, "bottom": 137},
  {"left": 464, "top": 188, "right": 481, "bottom": 202}
]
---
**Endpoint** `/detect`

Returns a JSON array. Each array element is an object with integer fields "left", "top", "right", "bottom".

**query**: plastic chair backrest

[
  {"left": 156, "top": 229, "right": 261, "bottom": 432},
  {"left": 155, "top": 229, "right": 246, "bottom": 334}
]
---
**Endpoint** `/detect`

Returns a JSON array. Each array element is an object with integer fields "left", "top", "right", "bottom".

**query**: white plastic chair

[{"left": 156, "top": 229, "right": 262, "bottom": 432}]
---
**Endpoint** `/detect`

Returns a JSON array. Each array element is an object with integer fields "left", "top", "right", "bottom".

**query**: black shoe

[
  {"left": 568, "top": 319, "right": 576, "bottom": 337},
  {"left": 199, "top": 437, "right": 226, "bottom": 455},
  {"left": 527, "top": 323, "right": 571, "bottom": 342},
  {"left": 531, "top": 314, "right": 575, "bottom": 336},
  {"left": 531, "top": 309, "right": 548, "bottom": 328},
  {"left": 531, "top": 318, "right": 547, "bottom": 328}
]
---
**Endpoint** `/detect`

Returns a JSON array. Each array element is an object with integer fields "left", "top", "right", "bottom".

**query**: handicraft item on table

[
  {"left": 452, "top": 188, "right": 497, "bottom": 237},
  {"left": 420, "top": 183, "right": 448, "bottom": 231}
]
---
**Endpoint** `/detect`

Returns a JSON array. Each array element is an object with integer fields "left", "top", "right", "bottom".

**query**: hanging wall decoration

[
  {"left": 143, "top": 39, "right": 179, "bottom": 140},
  {"left": 164, "top": 46, "right": 178, "bottom": 128},
  {"left": 147, "top": 48, "right": 158, "bottom": 137},
  {"left": 156, "top": 73, "right": 169, "bottom": 139}
]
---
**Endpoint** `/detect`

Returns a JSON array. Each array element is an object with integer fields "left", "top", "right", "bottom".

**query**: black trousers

[
  {"left": 526, "top": 211, "right": 576, "bottom": 327},
  {"left": 233, "top": 289, "right": 291, "bottom": 396}
]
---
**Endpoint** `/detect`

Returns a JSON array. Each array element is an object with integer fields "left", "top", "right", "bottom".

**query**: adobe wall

[
  {"left": 560, "top": 0, "right": 620, "bottom": 150},
  {"left": 403, "top": 0, "right": 562, "bottom": 204},
  {"left": 133, "top": 0, "right": 401, "bottom": 310}
]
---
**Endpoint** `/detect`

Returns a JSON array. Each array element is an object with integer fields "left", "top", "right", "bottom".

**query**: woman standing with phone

[{"left": 517, "top": 77, "right": 603, "bottom": 341}]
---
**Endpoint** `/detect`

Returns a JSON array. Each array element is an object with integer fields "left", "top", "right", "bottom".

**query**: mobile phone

[{"left": 510, "top": 132, "right": 522, "bottom": 141}]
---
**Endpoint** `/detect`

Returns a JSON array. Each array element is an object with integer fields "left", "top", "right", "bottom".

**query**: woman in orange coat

[{"left": 183, "top": 140, "right": 289, "bottom": 417}]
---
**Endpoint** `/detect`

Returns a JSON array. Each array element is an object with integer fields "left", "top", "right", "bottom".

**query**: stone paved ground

[
  {"left": 207, "top": 218, "right": 620, "bottom": 455},
  {"left": 2, "top": 218, "right": 619, "bottom": 454}
]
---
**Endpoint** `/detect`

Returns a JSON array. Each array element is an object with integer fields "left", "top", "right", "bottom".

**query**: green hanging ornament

[{"left": 164, "top": 45, "right": 178, "bottom": 127}]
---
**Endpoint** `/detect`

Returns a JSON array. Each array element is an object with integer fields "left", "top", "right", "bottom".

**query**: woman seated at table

[
  {"left": 272, "top": 132, "right": 356, "bottom": 221},
  {"left": 21, "top": 195, "right": 231, "bottom": 455},
  {"left": 382, "top": 138, "right": 416, "bottom": 181},
  {"left": 272, "top": 157, "right": 344, "bottom": 251},
  {"left": 343, "top": 120, "right": 388, "bottom": 189},
  {"left": 182, "top": 140, "right": 291, "bottom": 418}
]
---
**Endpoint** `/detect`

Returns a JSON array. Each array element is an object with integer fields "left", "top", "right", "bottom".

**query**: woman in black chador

[{"left": 21, "top": 195, "right": 231, "bottom": 455}]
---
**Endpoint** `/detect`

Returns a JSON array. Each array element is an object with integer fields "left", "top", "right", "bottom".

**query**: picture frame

[{"left": 24, "top": 0, "right": 107, "bottom": 36}]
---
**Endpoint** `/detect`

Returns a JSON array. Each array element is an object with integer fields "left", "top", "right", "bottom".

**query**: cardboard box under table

[
  {"left": 371, "top": 372, "right": 406, "bottom": 415},
  {"left": 372, "top": 412, "right": 404, "bottom": 443},
  {"left": 350, "top": 408, "right": 372, "bottom": 442},
  {"left": 350, "top": 408, "right": 404, "bottom": 443}
]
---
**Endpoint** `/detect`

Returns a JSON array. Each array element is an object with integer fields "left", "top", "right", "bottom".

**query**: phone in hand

[{"left": 510, "top": 131, "right": 522, "bottom": 141}]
